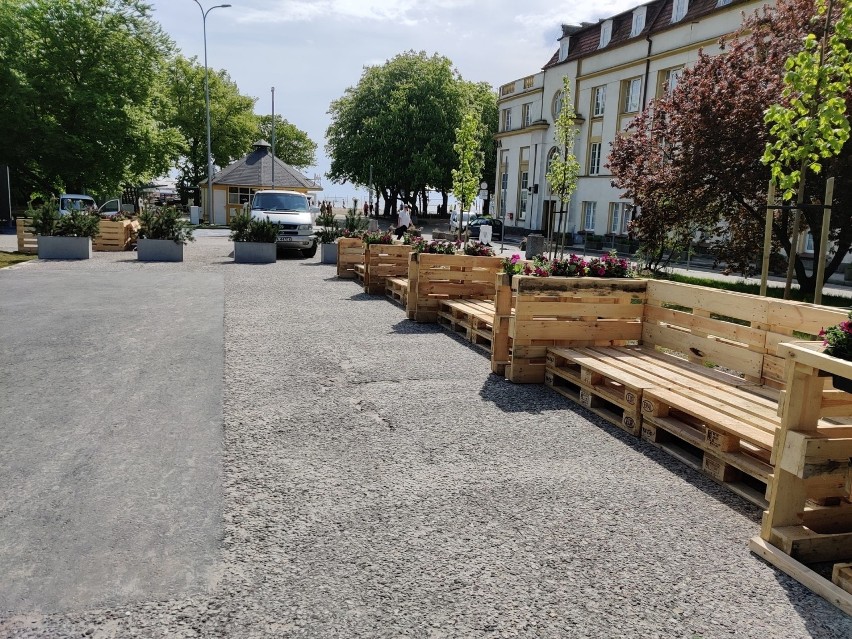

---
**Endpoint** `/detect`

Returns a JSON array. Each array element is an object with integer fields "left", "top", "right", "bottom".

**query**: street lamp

[{"left": 192, "top": 1, "right": 231, "bottom": 224}]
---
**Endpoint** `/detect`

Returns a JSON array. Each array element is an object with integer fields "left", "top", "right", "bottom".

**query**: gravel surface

[{"left": 2, "top": 239, "right": 851, "bottom": 638}]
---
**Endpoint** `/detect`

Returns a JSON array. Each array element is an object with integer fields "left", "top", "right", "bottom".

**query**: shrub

[
  {"left": 138, "top": 206, "right": 194, "bottom": 244},
  {"left": 464, "top": 241, "right": 495, "bottom": 257},
  {"left": 29, "top": 197, "right": 100, "bottom": 238}
]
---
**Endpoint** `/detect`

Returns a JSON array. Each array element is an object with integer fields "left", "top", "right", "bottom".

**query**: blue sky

[{"left": 149, "top": 0, "right": 640, "bottom": 201}]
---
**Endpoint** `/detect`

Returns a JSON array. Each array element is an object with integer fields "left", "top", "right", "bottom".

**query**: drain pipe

[{"left": 642, "top": 35, "right": 653, "bottom": 110}]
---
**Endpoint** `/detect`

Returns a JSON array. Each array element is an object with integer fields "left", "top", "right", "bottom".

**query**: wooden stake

[
  {"left": 814, "top": 177, "right": 834, "bottom": 306},
  {"left": 760, "top": 181, "right": 776, "bottom": 297}
]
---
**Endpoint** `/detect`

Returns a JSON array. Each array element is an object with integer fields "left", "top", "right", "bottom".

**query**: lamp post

[{"left": 192, "top": 0, "right": 231, "bottom": 224}]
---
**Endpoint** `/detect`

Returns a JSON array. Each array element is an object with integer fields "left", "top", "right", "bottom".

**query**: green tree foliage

[
  {"left": 608, "top": 0, "right": 852, "bottom": 292},
  {"left": 163, "top": 55, "right": 258, "bottom": 201},
  {"left": 451, "top": 111, "right": 484, "bottom": 241},
  {"left": 326, "top": 51, "right": 496, "bottom": 214},
  {"left": 546, "top": 76, "right": 581, "bottom": 254},
  {"left": 0, "top": 0, "right": 182, "bottom": 200},
  {"left": 763, "top": 0, "right": 852, "bottom": 199},
  {"left": 257, "top": 115, "right": 317, "bottom": 170}
]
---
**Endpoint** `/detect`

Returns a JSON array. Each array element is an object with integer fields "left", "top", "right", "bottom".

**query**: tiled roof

[
  {"left": 209, "top": 141, "right": 320, "bottom": 190},
  {"left": 543, "top": 0, "right": 750, "bottom": 70}
]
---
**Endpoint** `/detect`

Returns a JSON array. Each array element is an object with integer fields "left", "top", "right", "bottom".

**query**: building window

[
  {"left": 583, "top": 201, "right": 597, "bottom": 231},
  {"left": 228, "top": 186, "right": 257, "bottom": 205},
  {"left": 631, "top": 7, "right": 646, "bottom": 37},
  {"left": 500, "top": 162, "right": 509, "bottom": 216},
  {"left": 501, "top": 108, "right": 512, "bottom": 132},
  {"left": 519, "top": 171, "right": 529, "bottom": 220},
  {"left": 672, "top": 0, "right": 688, "bottom": 22},
  {"left": 559, "top": 38, "right": 570, "bottom": 62},
  {"left": 661, "top": 67, "right": 683, "bottom": 96},
  {"left": 522, "top": 103, "right": 532, "bottom": 127},
  {"left": 805, "top": 232, "right": 814, "bottom": 253},
  {"left": 588, "top": 142, "right": 602, "bottom": 176},
  {"left": 523, "top": 76, "right": 535, "bottom": 89},
  {"left": 622, "top": 77, "right": 642, "bottom": 113},
  {"left": 593, "top": 86, "right": 606, "bottom": 117},
  {"left": 599, "top": 20, "right": 613, "bottom": 48},
  {"left": 552, "top": 90, "right": 563, "bottom": 119},
  {"left": 609, "top": 202, "right": 631, "bottom": 235},
  {"left": 500, "top": 82, "right": 515, "bottom": 97}
]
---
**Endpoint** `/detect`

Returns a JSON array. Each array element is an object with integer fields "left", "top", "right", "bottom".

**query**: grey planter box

[
  {"left": 137, "top": 238, "right": 184, "bottom": 262},
  {"left": 320, "top": 242, "right": 338, "bottom": 264},
  {"left": 234, "top": 241, "right": 277, "bottom": 264},
  {"left": 37, "top": 236, "right": 92, "bottom": 260}
]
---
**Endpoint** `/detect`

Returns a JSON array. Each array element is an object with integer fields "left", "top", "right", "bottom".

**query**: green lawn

[{"left": 0, "top": 251, "right": 37, "bottom": 269}]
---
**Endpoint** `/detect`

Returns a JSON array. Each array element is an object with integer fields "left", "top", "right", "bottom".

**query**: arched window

[{"left": 551, "top": 90, "right": 563, "bottom": 119}]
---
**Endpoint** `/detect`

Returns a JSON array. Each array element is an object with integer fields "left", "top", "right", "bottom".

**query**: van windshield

[{"left": 251, "top": 193, "right": 307, "bottom": 212}]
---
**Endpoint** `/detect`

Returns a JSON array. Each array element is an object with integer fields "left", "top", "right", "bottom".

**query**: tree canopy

[
  {"left": 326, "top": 51, "right": 497, "bottom": 214},
  {"left": 0, "top": 0, "right": 182, "bottom": 199},
  {"left": 257, "top": 115, "right": 317, "bottom": 170},
  {"left": 608, "top": 0, "right": 852, "bottom": 292}
]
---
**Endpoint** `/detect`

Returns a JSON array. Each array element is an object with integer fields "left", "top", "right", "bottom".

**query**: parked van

[{"left": 248, "top": 190, "right": 317, "bottom": 258}]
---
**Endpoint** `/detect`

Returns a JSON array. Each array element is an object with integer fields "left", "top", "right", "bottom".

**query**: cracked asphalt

[{"left": 1, "top": 237, "right": 851, "bottom": 638}]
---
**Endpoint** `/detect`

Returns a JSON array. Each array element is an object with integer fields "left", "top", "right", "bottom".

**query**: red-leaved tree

[{"left": 608, "top": 0, "right": 852, "bottom": 293}]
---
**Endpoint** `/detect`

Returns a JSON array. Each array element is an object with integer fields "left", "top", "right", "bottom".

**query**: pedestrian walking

[{"left": 395, "top": 203, "right": 412, "bottom": 239}]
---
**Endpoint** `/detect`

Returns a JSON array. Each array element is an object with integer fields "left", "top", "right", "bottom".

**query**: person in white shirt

[{"left": 395, "top": 203, "right": 412, "bottom": 239}]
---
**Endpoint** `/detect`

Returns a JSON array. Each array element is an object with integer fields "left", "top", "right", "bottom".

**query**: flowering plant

[
  {"left": 407, "top": 237, "right": 459, "bottom": 254},
  {"left": 361, "top": 229, "right": 395, "bottom": 245},
  {"left": 501, "top": 251, "right": 634, "bottom": 279},
  {"left": 464, "top": 241, "right": 495, "bottom": 257},
  {"left": 99, "top": 211, "right": 130, "bottom": 221},
  {"left": 821, "top": 311, "right": 852, "bottom": 361},
  {"left": 341, "top": 229, "right": 366, "bottom": 239}
]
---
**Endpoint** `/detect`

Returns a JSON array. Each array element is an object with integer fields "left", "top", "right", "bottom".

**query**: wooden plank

[
  {"left": 766, "top": 301, "right": 849, "bottom": 337},
  {"left": 643, "top": 304, "right": 766, "bottom": 349},
  {"left": 779, "top": 431, "right": 852, "bottom": 479},
  {"left": 749, "top": 536, "right": 852, "bottom": 617},
  {"left": 833, "top": 564, "right": 852, "bottom": 595},
  {"left": 514, "top": 275, "right": 648, "bottom": 296},
  {"left": 511, "top": 319, "right": 642, "bottom": 342},
  {"left": 770, "top": 525, "right": 852, "bottom": 563},
  {"left": 646, "top": 280, "right": 769, "bottom": 325}
]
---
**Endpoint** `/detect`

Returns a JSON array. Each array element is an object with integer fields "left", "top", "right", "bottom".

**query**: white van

[{"left": 249, "top": 190, "right": 317, "bottom": 258}]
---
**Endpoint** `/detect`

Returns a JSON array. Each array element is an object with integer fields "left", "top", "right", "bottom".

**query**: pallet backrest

[
  {"left": 336, "top": 238, "right": 364, "bottom": 278},
  {"left": 16, "top": 218, "right": 37, "bottom": 254},
  {"left": 409, "top": 253, "right": 504, "bottom": 322},
  {"left": 643, "top": 280, "right": 848, "bottom": 387},
  {"left": 365, "top": 244, "right": 412, "bottom": 272}
]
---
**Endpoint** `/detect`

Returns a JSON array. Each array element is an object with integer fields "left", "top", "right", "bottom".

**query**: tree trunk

[{"left": 441, "top": 191, "right": 449, "bottom": 218}]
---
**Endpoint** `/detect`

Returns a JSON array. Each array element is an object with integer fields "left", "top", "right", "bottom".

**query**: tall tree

[
  {"left": 326, "top": 51, "right": 493, "bottom": 216},
  {"left": 0, "top": 0, "right": 183, "bottom": 200},
  {"left": 545, "top": 76, "right": 580, "bottom": 257},
  {"left": 608, "top": 0, "right": 852, "bottom": 292},
  {"left": 163, "top": 55, "right": 258, "bottom": 202},
  {"left": 451, "top": 111, "right": 484, "bottom": 242},
  {"left": 257, "top": 115, "right": 317, "bottom": 170}
]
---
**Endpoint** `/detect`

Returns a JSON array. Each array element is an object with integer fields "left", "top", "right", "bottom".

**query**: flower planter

[
  {"left": 37, "top": 235, "right": 92, "bottom": 260},
  {"left": 320, "top": 242, "right": 338, "bottom": 264},
  {"left": 234, "top": 241, "right": 276, "bottom": 264},
  {"left": 137, "top": 238, "right": 184, "bottom": 262}
]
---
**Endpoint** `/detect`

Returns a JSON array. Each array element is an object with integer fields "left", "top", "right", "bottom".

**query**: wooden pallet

[
  {"left": 362, "top": 244, "right": 413, "bottom": 294},
  {"left": 437, "top": 299, "right": 496, "bottom": 353},
  {"left": 386, "top": 277, "right": 409, "bottom": 307},
  {"left": 336, "top": 238, "right": 364, "bottom": 279},
  {"left": 754, "top": 342, "right": 852, "bottom": 616},
  {"left": 93, "top": 219, "right": 138, "bottom": 251},
  {"left": 354, "top": 263, "right": 367, "bottom": 286},
  {"left": 15, "top": 218, "right": 37, "bottom": 254}
]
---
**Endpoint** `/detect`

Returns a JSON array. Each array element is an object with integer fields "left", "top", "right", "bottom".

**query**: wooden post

[
  {"left": 784, "top": 172, "right": 808, "bottom": 300},
  {"left": 814, "top": 177, "right": 834, "bottom": 306},
  {"left": 760, "top": 181, "right": 776, "bottom": 297}
]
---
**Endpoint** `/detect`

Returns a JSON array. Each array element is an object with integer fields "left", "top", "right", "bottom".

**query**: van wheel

[{"left": 301, "top": 243, "right": 317, "bottom": 259}]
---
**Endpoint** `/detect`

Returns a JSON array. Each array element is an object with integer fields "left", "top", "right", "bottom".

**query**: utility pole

[{"left": 271, "top": 87, "right": 276, "bottom": 187}]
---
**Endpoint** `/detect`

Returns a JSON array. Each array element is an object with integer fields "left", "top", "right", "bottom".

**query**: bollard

[{"left": 525, "top": 233, "right": 545, "bottom": 259}]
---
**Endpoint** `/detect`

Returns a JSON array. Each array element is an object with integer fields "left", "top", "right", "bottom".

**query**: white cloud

[{"left": 237, "top": 0, "right": 423, "bottom": 24}]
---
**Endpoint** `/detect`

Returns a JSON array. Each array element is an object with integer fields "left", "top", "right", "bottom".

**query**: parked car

[
  {"left": 59, "top": 194, "right": 122, "bottom": 216},
  {"left": 248, "top": 189, "right": 317, "bottom": 258},
  {"left": 467, "top": 216, "right": 503, "bottom": 241},
  {"left": 449, "top": 211, "right": 472, "bottom": 233}
]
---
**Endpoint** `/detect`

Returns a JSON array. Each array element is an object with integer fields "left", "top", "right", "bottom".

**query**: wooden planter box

[
  {"left": 37, "top": 235, "right": 92, "bottom": 260},
  {"left": 137, "top": 238, "right": 184, "bottom": 262},
  {"left": 16, "top": 218, "right": 37, "bottom": 254},
  {"left": 336, "top": 238, "right": 364, "bottom": 278},
  {"left": 93, "top": 219, "right": 139, "bottom": 251}
]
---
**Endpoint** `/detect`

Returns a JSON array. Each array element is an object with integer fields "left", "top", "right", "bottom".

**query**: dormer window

[
  {"left": 631, "top": 7, "right": 646, "bottom": 37},
  {"left": 672, "top": 0, "right": 688, "bottom": 22},
  {"left": 559, "top": 37, "right": 570, "bottom": 62},
  {"left": 599, "top": 20, "right": 613, "bottom": 48}
]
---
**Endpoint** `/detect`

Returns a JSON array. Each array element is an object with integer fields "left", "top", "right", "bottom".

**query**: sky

[{"left": 149, "top": 0, "right": 642, "bottom": 203}]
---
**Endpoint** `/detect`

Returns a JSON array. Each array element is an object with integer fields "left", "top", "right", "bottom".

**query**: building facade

[{"left": 495, "top": 0, "right": 769, "bottom": 241}]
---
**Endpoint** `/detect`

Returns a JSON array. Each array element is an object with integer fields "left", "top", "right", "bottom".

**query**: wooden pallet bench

[
  {"left": 437, "top": 299, "right": 497, "bottom": 352},
  {"left": 751, "top": 342, "right": 852, "bottom": 617},
  {"left": 360, "top": 244, "right": 413, "bottom": 294},
  {"left": 336, "top": 238, "right": 364, "bottom": 279},
  {"left": 406, "top": 253, "right": 505, "bottom": 323},
  {"left": 93, "top": 219, "right": 139, "bottom": 251},
  {"left": 492, "top": 276, "right": 849, "bottom": 507},
  {"left": 15, "top": 218, "right": 37, "bottom": 254},
  {"left": 386, "top": 277, "right": 409, "bottom": 307}
]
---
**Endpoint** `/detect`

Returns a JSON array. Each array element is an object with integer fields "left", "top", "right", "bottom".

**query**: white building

[{"left": 495, "top": 0, "right": 770, "bottom": 241}]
